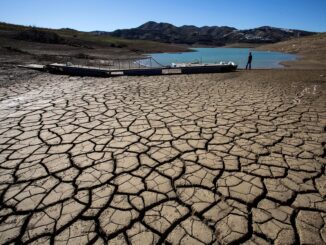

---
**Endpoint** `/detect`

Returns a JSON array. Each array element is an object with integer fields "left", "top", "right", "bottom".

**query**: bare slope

[
  {"left": 257, "top": 33, "right": 326, "bottom": 69},
  {"left": 0, "top": 22, "right": 189, "bottom": 65}
]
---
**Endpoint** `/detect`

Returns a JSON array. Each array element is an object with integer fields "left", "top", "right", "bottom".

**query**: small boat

[{"left": 170, "top": 61, "right": 237, "bottom": 73}]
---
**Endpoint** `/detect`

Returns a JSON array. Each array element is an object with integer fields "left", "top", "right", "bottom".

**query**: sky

[{"left": 0, "top": 0, "right": 325, "bottom": 32}]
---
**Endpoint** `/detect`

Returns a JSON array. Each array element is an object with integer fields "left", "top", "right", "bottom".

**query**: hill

[
  {"left": 107, "top": 21, "right": 315, "bottom": 46},
  {"left": 257, "top": 33, "right": 326, "bottom": 69},
  {"left": 0, "top": 22, "right": 189, "bottom": 59}
]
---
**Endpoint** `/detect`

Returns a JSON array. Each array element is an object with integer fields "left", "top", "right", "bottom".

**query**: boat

[{"left": 170, "top": 61, "right": 237, "bottom": 74}]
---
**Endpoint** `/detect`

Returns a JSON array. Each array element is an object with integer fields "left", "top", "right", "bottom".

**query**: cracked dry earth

[{"left": 0, "top": 70, "right": 326, "bottom": 245}]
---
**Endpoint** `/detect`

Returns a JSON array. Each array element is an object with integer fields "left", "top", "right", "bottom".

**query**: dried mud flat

[{"left": 0, "top": 69, "right": 326, "bottom": 244}]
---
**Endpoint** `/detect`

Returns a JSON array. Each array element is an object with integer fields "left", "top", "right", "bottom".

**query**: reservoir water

[{"left": 147, "top": 48, "right": 296, "bottom": 68}]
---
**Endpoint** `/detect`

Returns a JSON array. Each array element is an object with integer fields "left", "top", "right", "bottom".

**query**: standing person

[{"left": 246, "top": 52, "right": 253, "bottom": 70}]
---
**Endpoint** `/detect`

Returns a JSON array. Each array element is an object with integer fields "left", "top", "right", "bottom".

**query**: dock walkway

[{"left": 19, "top": 62, "right": 237, "bottom": 77}]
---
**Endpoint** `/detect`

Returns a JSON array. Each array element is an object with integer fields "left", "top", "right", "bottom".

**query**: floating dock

[{"left": 19, "top": 62, "right": 237, "bottom": 77}]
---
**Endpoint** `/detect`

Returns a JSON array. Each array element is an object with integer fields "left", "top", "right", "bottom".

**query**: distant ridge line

[{"left": 101, "top": 21, "right": 316, "bottom": 46}]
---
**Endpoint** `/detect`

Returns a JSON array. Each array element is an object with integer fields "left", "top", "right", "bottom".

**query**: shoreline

[
  {"left": 1, "top": 31, "right": 325, "bottom": 72},
  {"left": 256, "top": 33, "right": 326, "bottom": 69},
  {"left": 160, "top": 34, "right": 326, "bottom": 70}
]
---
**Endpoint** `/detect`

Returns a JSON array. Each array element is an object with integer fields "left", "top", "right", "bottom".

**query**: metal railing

[{"left": 61, "top": 57, "right": 166, "bottom": 70}]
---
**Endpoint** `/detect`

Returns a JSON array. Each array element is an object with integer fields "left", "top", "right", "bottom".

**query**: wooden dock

[{"left": 19, "top": 62, "right": 237, "bottom": 77}]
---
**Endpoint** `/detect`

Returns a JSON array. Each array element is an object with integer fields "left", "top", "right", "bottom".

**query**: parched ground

[{"left": 0, "top": 69, "right": 326, "bottom": 244}]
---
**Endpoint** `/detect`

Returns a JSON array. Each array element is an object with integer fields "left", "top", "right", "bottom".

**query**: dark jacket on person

[{"left": 248, "top": 53, "right": 252, "bottom": 63}]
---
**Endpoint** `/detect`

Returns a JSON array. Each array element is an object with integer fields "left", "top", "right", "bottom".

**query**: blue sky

[{"left": 0, "top": 0, "right": 325, "bottom": 32}]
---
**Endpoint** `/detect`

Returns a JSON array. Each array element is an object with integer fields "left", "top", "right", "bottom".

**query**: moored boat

[{"left": 170, "top": 61, "right": 237, "bottom": 73}]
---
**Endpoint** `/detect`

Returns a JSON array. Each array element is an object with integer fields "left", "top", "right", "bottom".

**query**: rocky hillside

[{"left": 104, "top": 21, "right": 315, "bottom": 46}]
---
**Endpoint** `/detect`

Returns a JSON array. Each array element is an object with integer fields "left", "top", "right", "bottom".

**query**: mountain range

[{"left": 93, "top": 21, "right": 315, "bottom": 46}]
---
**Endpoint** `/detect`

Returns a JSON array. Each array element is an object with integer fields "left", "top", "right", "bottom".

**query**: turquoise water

[{"left": 148, "top": 48, "right": 296, "bottom": 68}]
